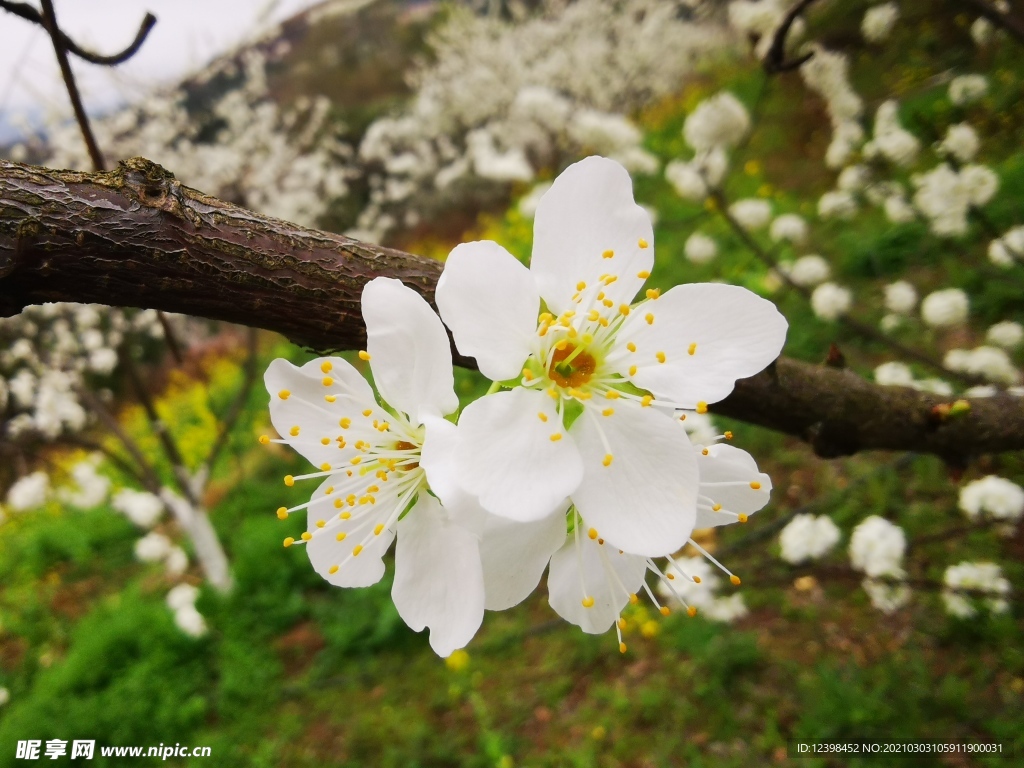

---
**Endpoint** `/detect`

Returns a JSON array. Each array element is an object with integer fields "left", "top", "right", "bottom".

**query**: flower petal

[
  {"left": 532, "top": 156, "right": 654, "bottom": 315},
  {"left": 265, "top": 356, "right": 375, "bottom": 467},
  {"left": 570, "top": 400, "right": 697, "bottom": 556},
  {"left": 455, "top": 388, "right": 583, "bottom": 522},
  {"left": 694, "top": 443, "right": 772, "bottom": 529},
  {"left": 436, "top": 240, "right": 540, "bottom": 382},
  {"left": 392, "top": 493, "right": 485, "bottom": 657},
  {"left": 614, "top": 283, "right": 788, "bottom": 408},
  {"left": 547, "top": 532, "right": 648, "bottom": 634},
  {"left": 362, "top": 277, "right": 458, "bottom": 423},
  {"left": 479, "top": 509, "right": 568, "bottom": 611},
  {"left": 305, "top": 477, "right": 397, "bottom": 588}
]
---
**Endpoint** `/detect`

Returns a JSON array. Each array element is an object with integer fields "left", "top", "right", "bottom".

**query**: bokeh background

[{"left": 1, "top": 1, "right": 1023, "bottom": 765}]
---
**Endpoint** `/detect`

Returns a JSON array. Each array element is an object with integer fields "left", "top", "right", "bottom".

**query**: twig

[
  {"left": 960, "top": 0, "right": 1024, "bottom": 47},
  {"left": 763, "top": 0, "right": 819, "bottom": 74},
  {"left": 0, "top": 1, "right": 156, "bottom": 66}
]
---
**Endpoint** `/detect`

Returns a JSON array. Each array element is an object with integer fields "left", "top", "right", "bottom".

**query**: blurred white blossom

[
  {"left": 779, "top": 514, "right": 841, "bottom": 564},
  {"left": 849, "top": 516, "right": 905, "bottom": 578}
]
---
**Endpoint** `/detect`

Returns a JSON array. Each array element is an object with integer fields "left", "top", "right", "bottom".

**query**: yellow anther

[
  {"left": 603, "top": 275, "right": 618, "bottom": 285},
  {"left": 693, "top": 576, "right": 701, "bottom": 584},
  {"left": 659, "top": 606, "right": 670, "bottom": 617},
  {"left": 358, "top": 350, "right": 371, "bottom": 361},
  {"left": 637, "top": 270, "right": 650, "bottom": 279},
  {"left": 629, "top": 593, "right": 639, "bottom": 605},
  {"left": 750, "top": 481, "right": 762, "bottom": 490},
  {"left": 538, "top": 322, "right": 550, "bottom": 337},
  {"left": 582, "top": 333, "right": 594, "bottom": 344},
  {"left": 667, "top": 572, "right": 676, "bottom": 581},
  {"left": 377, "top": 422, "right": 390, "bottom": 432},
  {"left": 555, "top": 339, "right": 569, "bottom": 350},
  {"left": 329, "top": 565, "right": 339, "bottom": 574},
  {"left": 577, "top": 280, "right": 587, "bottom": 290},
  {"left": 322, "top": 377, "right": 334, "bottom": 387},
  {"left": 619, "top": 642, "right": 627, "bottom": 654},
  {"left": 582, "top": 596, "right": 595, "bottom": 608},
  {"left": 321, "top": 437, "right": 330, "bottom": 445},
  {"left": 352, "top": 545, "right": 363, "bottom": 557},
  {"left": 316, "top": 519, "right": 326, "bottom": 528},
  {"left": 687, "top": 606, "right": 698, "bottom": 617},
  {"left": 730, "top": 575, "right": 742, "bottom": 586},
  {"left": 278, "top": 389, "right": 291, "bottom": 400},
  {"left": 374, "top": 523, "right": 384, "bottom": 536},
  {"left": 362, "top": 409, "right": 372, "bottom": 417},
  {"left": 320, "top": 463, "right": 331, "bottom": 472},
  {"left": 679, "top": 414, "right": 687, "bottom": 421},
  {"left": 587, "top": 309, "right": 600, "bottom": 321},
  {"left": 567, "top": 327, "right": 578, "bottom": 338},
  {"left": 712, "top": 504, "right": 722, "bottom": 512},
  {"left": 341, "top": 512, "right": 351, "bottom": 520},
  {"left": 587, "top": 528, "right": 598, "bottom": 540},
  {"left": 289, "top": 426, "right": 300, "bottom": 436},
  {"left": 334, "top": 498, "right": 343, "bottom": 508},
  {"left": 655, "top": 351, "right": 666, "bottom": 364},
  {"left": 641, "top": 395, "right": 653, "bottom": 407},
  {"left": 598, "top": 317, "right": 609, "bottom": 327},
  {"left": 283, "top": 537, "right": 295, "bottom": 547},
  {"left": 688, "top": 343, "right": 697, "bottom": 356},
  {"left": 626, "top": 342, "right": 636, "bottom": 352},
  {"left": 321, "top": 361, "right": 333, "bottom": 373},
  {"left": 602, "top": 299, "right": 613, "bottom": 308},
  {"left": 547, "top": 388, "right": 559, "bottom": 399},
  {"left": 523, "top": 368, "right": 534, "bottom": 381},
  {"left": 336, "top": 531, "right": 347, "bottom": 541},
  {"left": 336, "top": 437, "right": 346, "bottom": 449},
  {"left": 724, "top": 431, "right": 733, "bottom": 440},
  {"left": 602, "top": 408, "right": 614, "bottom": 417},
  {"left": 617, "top": 617, "right": 627, "bottom": 630},
  {"left": 602, "top": 454, "right": 613, "bottom": 467},
  {"left": 638, "top": 238, "right": 649, "bottom": 249},
  {"left": 550, "top": 433, "right": 563, "bottom": 442},
  {"left": 325, "top": 395, "right": 337, "bottom": 402},
  {"left": 284, "top": 475, "right": 295, "bottom": 487},
  {"left": 598, "top": 538, "right": 604, "bottom": 545},
  {"left": 351, "top": 457, "right": 362, "bottom": 465},
  {"left": 619, "top": 304, "right": 630, "bottom": 316},
  {"left": 539, "top": 312, "right": 553, "bottom": 323},
  {"left": 340, "top": 418, "right": 351, "bottom": 428},
  {"left": 276, "top": 507, "right": 288, "bottom": 520},
  {"left": 367, "top": 485, "right": 380, "bottom": 494},
  {"left": 628, "top": 365, "right": 638, "bottom": 376},
  {"left": 259, "top": 434, "right": 270, "bottom": 445},
  {"left": 602, "top": 249, "right": 614, "bottom": 259},
  {"left": 646, "top": 289, "right": 660, "bottom": 301},
  {"left": 605, "top": 390, "right": 620, "bottom": 399},
  {"left": 702, "top": 448, "right": 709, "bottom": 456},
  {"left": 597, "top": 291, "right": 605, "bottom": 301},
  {"left": 301, "top": 532, "right": 312, "bottom": 541},
  {"left": 738, "top": 514, "right": 749, "bottom": 523},
  {"left": 645, "top": 313, "right": 654, "bottom": 325},
  {"left": 696, "top": 401, "right": 708, "bottom": 414}
]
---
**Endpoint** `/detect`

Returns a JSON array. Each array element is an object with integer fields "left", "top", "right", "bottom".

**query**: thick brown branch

[{"left": 1, "top": 159, "right": 1022, "bottom": 463}]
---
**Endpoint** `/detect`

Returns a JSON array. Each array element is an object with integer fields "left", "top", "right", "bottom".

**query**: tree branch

[
  {"left": 2, "top": 159, "right": 1022, "bottom": 463},
  {"left": 762, "top": 0, "right": 818, "bottom": 74},
  {"left": 960, "top": 0, "right": 1024, "bottom": 47}
]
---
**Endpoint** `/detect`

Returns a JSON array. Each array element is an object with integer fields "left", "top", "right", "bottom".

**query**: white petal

[
  {"left": 436, "top": 240, "right": 539, "bottom": 381},
  {"left": 547, "top": 533, "right": 647, "bottom": 634},
  {"left": 362, "top": 277, "right": 458, "bottom": 423},
  {"left": 392, "top": 494, "right": 485, "bottom": 657},
  {"left": 264, "top": 357, "right": 375, "bottom": 467},
  {"left": 570, "top": 401, "right": 697, "bottom": 556},
  {"left": 420, "top": 415, "right": 486, "bottom": 532},
  {"left": 532, "top": 156, "right": 654, "bottom": 314},
  {"left": 694, "top": 443, "right": 772, "bottom": 529},
  {"left": 479, "top": 509, "right": 568, "bottom": 611},
  {"left": 615, "top": 283, "right": 787, "bottom": 408},
  {"left": 305, "top": 475, "right": 397, "bottom": 588},
  {"left": 455, "top": 388, "right": 583, "bottom": 522}
]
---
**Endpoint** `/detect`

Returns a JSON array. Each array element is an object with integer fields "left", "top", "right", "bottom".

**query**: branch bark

[{"left": 2, "top": 159, "right": 1022, "bottom": 463}]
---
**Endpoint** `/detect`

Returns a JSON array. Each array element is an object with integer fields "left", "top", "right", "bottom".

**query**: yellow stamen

[
  {"left": 659, "top": 606, "right": 670, "bottom": 616},
  {"left": 602, "top": 249, "right": 614, "bottom": 259},
  {"left": 645, "top": 313, "right": 654, "bottom": 325},
  {"left": 289, "top": 426, "right": 300, "bottom": 436},
  {"left": 577, "top": 280, "right": 587, "bottom": 290},
  {"left": 276, "top": 507, "right": 288, "bottom": 520},
  {"left": 628, "top": 365, "right": 638, "bottom": 376},
  {"left": 619, "top": 304, "right": 630, "bottom": 316},
  {"left": 588, "top": 528, "right": 598, "bottom": 540},
  {"left": 321, "top": 437, "right": 330, "bottom": 445},
  {"left": 619, "top": 642, "right": 627, "bottom": 654},
  {"left": 693, "top": 576, "right": 701, "bottom": 584},
  {"left": 325, "top": 395, "right": 337, "bottom": 402},
  {"left": 638, "top": 238, "right": 649, "bottom": 249},
  {"left": 258, "top": 435, "right": 270, "bottom": 445},
  {"left": 301, "top": 532, "right": 312, "bottom": 541},
  {"left": 362, "top": 409, "right": 372, "bottom": 417},
  {"left": 329, "top": 565, "right": 339, "bottom": 574},
  {"left": 284, "top": 475, "right": 294, "bottom": 487},
  {"left": 637, "top": 270, "right": 650, "bottom": 279},
  {"left": 321, "top": 361, "right": 333, "bottom": 373},
  {"left": 603, "top": 454, "right": 613, "bottom": 467},
  {"left": 523, "top": 368, "right": 534, "bottom": 381},
  {"left": 655, "top": 351, "right": 666, "bottom": 364},
  {"left": 353, "top": 545, "right": 363, "bottom": 556},
  {"left": 629, "top": 593, "right": 639, "bottom": 605},
  {"left": 750, "top": 481, "right": 762, "bottom": 490},
  {"left": 336, "top": 532, "right": 347, "bottom": 541},
  {"left": 374, "top": 524, "right": 384, "bottom": 536},
  {"left": 688, "top": 343, "right": 697, "bottom": 356},
  {"left": 602, "top": 408, "right": 614, "bottom": 417},
  {"left": 738, "top": 514, "right": 749, "bottom": 523},
  {"left": 316, "top": 520, "right": 326, "bottom": 528},
  {"left": 605, "top": 390, "right": 620, "bottom": 400},
  {"left": 646, "top": 288, "right": 660, "bottom": 300},
  {"left": 550, "top": 433, "right": 563, "bottom": 442},
  {"left": 320, "top": 463, "right": 331, "bottom": 471},
  {"left": 538, "top": 412, "right": 548, "bottom": 422},
  {"left": 712, "top": 504, "right": 722, "bottom": 512},
  {"left": 322, "top": 377, "right": 334, "bottom": 387},
  {"left": 730, "top": 575, "right": 742, "bottom": 585},
  {"left": 702, "top": 448, "right": 709, "bottom": 456},
  {"left": 626, "top": 342, "right": 636, "bottom": 352},
  {"left": 283, "top": 537, "right": 295, "bottom": 547},
  {"left": 278, "top": 389, "right": 291, "bottom": 400},
  {"left": 582, "top": 596, "right": 595, "bottom": 608},
  {"left": 724, "top": 431, "right": 733, "bottom": 440},
  {"left": 340, "top": 418, "right": 351, "bottom": 428},
  {"left": 641, "top": 395, "right": 653, "bottom": 407},
  {"left": 358, "top": 350, "right": 371, "bottom": 361},
  {"left": 687, "top": 606, "right": 698, "bottom": 617},
  {"left": 696, "top": 401, "right": 708, "bottom": 414}
]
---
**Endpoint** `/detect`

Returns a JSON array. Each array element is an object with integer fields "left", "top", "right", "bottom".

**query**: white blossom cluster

[
  {"left": 727, "top": 0, "right": 806, "bottom": 60},
  {"left": 872, "top": 362, "right": 952, "bottom": 397},
  {"left": 167, "top": 583, "right": 208, "bottom": 638},
  {"left": 849, "top": 516, "right": 905, "bottom": 578},
  {"left": 58, "top": 454, "right": 111, "bottom": 510},
  {"left": 861, "top": 3, "right": 899, "bottom": 43},
  {"left": 5, "top": 471, "right": 50, "bottom": 512},
  {"left": 658, "top": 556, "right": 749, "bottom": 623},
  {"left": 778, "top": 513, "right": 841, "bottom": 564},
  {"left": 944, "top": 346, "right": 1020, "bottom": 385},
  {"left": 988, "top": 227, "right": 1024, "bottom": 268},
  {"left": 665, "top": 91, "right": 749, "bottom": 205},
  {"left": 959, "top": 476, "right": 1024, "bottom": 525},
  {"left": 942, "top": 562, "right": 1010, "bottom": 618}
]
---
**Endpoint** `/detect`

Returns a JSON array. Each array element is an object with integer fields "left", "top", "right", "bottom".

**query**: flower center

[
  {"left": 394, "top": 440, "right": 419, "bottom": 470},
  {"left": 548, "top": 344, "right": 597, "bottom": 388}
]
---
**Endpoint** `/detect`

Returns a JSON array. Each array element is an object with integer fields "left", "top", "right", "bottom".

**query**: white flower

[
  {"left": 174, "top": 606, "right": 208, "bottom": 638},
  {"left": 729, "top": 199, "right": 772, "bottom": 230},
  {"left": 264, "top": 277, "right": 485, "bottom": 657},
  {"left": 959, "top": 476, "right": 1024, "bottom": 523},
  {"left": 112, "top": 489, "right": 164, "bottom": 528},
  {"left": 838, "top": 164, "right": 870, "bottom": 192},
  {"left": 769, "top": 214, "right": 808, "bottom": 244},
  {"left": 811, "top": 282, "right": 852, "bottom": 321},
  {"left": 135, "top": 532, "right": 173, "bottom": 563},
  {"left": 912, "top": 164, "right": 970, "bottom": 236},
  {"left": 788, "top": 255, "right": 831, "bottom": 287},
  {"left": 874, "top": 361, "right": 915, "bottom": 387},
  {"left": 60, "top": 455, "right": 111, "bottom": 509},
  {"left": 942, "top": 562, "right": 1010, "bottom": 618},
  {"left": 164, "top": 546, "right": 189, "bottom": 576},
  {"left": 849, "top": 516, "right": 905, "bottom": 578},
  {"left": 683, "top": 92, "right": 750, "bottom": 152},
  {"left": 961, "top": 164, "right": 999, "bottom": 207},
  {"left": 948, "top": 75, "right": 988, "bottom": 106},
  {"left": 818, "top": 190, "right": 857, "bottom": 219},
  {"left": 684, "top": 233, "right": 718, "bottom": 264},
  {"left": 884, "top": 194, "right": 917, "bottom": 224},
  {"left": 920, "top": 288, "right": 969, "bottom": 328},
  {"left": 657, "top": 556, "right": 748, "bottom": 623},
  {"left": 873, "top": 101, "right": 919, "bottom": 167},
  {"left": 6, "top": 471, "right": 50, "bottom": 512},
  {"left": 167, "top": 583, "right": 200, "bottom": 611},
  {"left": 971, "top": 18, "right": 993, "bottom": 46},
  {"left": 943, "top": 346, "right": 1019, "bottom": 385},
  {"left": 884, "top": 280, "right": 917, "bottom": 314},
  {"left": 779, "top": 514, "right": 841, "bottom": 564},
  {"left": 989, "top": 227, "right": 1024, "bottom": 267},
  {"left": 862, "top": 3, "right": 898, "bottom": 42},
  {"left": 436, "top": 156, "right": 787, "bottom": 558},
  {"left": 665, "top": 159, "right": 708, "bottom": 201},
  {"left": 987, "top": 321, "right": 1024, "bottom": 349},
  {"left": 938, "top": 123, "right": 980, "bottom": 162},
  {"left": 862, "top": 578, "right": 910, "bottom": 614}
]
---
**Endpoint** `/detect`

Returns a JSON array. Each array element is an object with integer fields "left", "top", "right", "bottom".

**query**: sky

[{"left": 0, "top": 0, "right": 330, "bottom": 139}]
